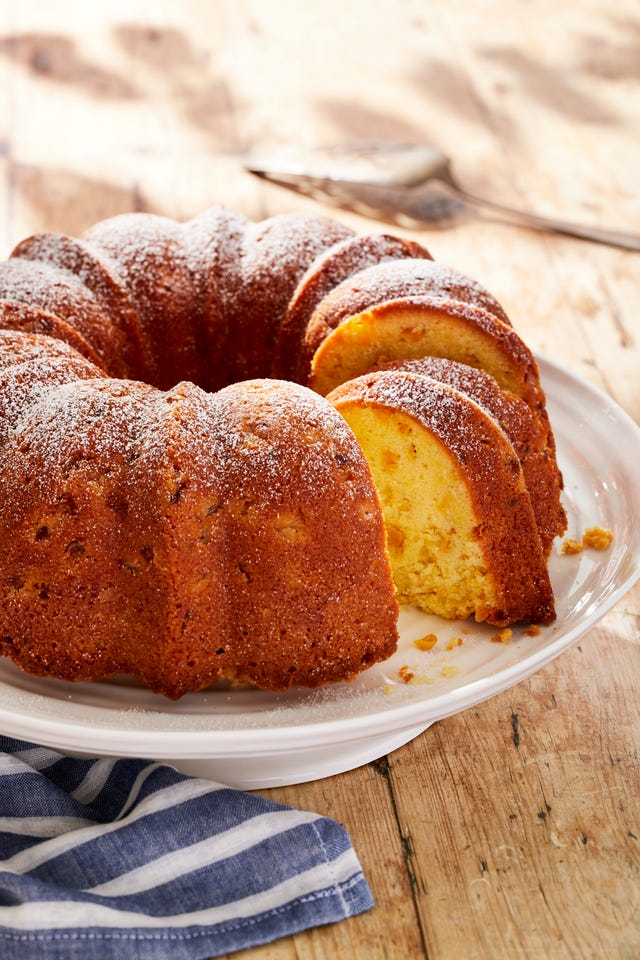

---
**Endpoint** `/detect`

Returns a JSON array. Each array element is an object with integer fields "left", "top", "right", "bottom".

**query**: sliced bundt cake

[
  {"left": 328, "top": 367, "right": 557, "bottom": 625},
  {"left": 0, "top": 206, "right": 566, "bottom": 694}
]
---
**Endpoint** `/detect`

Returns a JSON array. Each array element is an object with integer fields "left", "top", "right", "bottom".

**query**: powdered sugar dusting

[
  {"left": 0, "top": 329, "right": 104, "bottom": 437},
  {"left": 7, "top": 378, "right": 161, "bottom": 484},
  {"left": 314, "top": 257, "right": 511, "bottom": 330},
  {"left": 2, "top": 365, "right": 374, "bottom": 516},
  {"left": 227, "top": 214, "right": 354, "bottom": 382},
  {"left": 0, "top": 328, "right": 87, "bottom": 369},
  {"left": 330, "top": 368, "right": 514, "bottom": 489},
  {"left": 378, "top": 356, "right": 527, "bottom": 434},
  {"left": 0, "top": 258, "right": 132, "bottom": 377},
  {"left": 240, "top": 214, "right": 353, "bottom": 284},
  {"left": 0, "top": 259, "right": 108, "bottom": 318},
  {"left": 200, "top": 378, "right": 370, "bottom": 500}
]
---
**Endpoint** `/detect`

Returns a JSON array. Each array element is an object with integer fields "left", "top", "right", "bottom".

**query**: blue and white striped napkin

[{"left": 0, "top": 737, "right": 373, "bottom": 959}]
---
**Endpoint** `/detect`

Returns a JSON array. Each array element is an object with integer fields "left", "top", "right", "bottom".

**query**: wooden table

[{"left": 1, "top": 2, "right": 639, "bottom": 957}]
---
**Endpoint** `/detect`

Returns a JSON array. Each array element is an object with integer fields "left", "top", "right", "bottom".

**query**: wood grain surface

[{"left": 1, "top": 2, "right": 638, "bottom": 958}]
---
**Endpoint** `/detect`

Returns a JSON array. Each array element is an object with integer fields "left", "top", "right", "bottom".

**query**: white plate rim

[{"left": 0, "top": 355, "right": 638, "bottom": 759}]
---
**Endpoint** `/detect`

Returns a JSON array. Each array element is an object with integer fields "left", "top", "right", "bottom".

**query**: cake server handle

[
  {"left": 246, "top": 145, "right": 640, "bottom": 252},
  {"left": 436, "top": 184, "right": 640, "bottom": 252}
]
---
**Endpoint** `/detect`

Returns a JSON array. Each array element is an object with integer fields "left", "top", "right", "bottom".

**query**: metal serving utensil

[{"left": 245, "top": 143, "right": 640, "bottom": 251}]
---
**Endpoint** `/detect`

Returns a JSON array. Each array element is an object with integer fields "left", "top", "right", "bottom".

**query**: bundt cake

[
  {"left": 0, "top": 205, "right": 565, "bottom": 697},
  {"left": 0, "top": 330, "right": 398, "bottom": 698},
  {"left": 328, "top": 365, "right": 557, "bottom": 625}
]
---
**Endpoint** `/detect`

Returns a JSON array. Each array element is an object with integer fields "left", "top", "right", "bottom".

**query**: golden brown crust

[
  {"left": 229, "top": 214, "right": 354, "bottom": 385},
  {"left": 182, "top": 207, "right": 248, "bottom": 393},
  {"left": 0, "top": 299, "right": 105, "bottom": 369},
  {"left": 12, "top": 233, "right": 151, "bottom": 381},
  {"left": 82, "top": 213, "right": 205, "bottom": 389},
  {"left": 0, "top": 329, "right": 106, "bottom": 446},
  {"left": 0, "top": 373, "right": 397, "bottom": 697},
  {"left": 0, "top": 258, "right": 132, "bottom": 378}
]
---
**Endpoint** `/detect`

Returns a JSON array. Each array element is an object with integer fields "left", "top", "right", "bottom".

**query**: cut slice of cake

[
  {"left": 329, "top": 368, "right": 556, "bottom": 626},
  {"left": 374, "top": 357, "right": 567, "bottom": 557},
  {"left": 274, "top": 234, "right": 431, "bottom": 383},
  {"left": 309, "top": 295, "right": 541, "bottom": 405}
]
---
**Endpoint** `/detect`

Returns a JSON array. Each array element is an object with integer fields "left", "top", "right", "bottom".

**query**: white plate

[{"left": 0, "top": 357, "right": 639, "bottom": 789}]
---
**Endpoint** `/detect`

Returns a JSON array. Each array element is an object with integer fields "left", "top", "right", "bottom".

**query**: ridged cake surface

[{"left": 0, "top": 206, "right": 566, "bottom": 695}]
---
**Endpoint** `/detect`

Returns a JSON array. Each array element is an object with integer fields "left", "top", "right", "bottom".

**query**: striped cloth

[{"left": 0, "top": 737, "right": 373, "bottom": 959}]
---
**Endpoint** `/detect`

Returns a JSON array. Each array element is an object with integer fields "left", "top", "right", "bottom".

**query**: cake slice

[
  {"left": 273, "top": 233, "right": 431, "bottom": 383},
  {"left": 304, "top": 256, "right": 512, "bottom": 379},
  {"left": 329, "top": 368, "right": 556, "bottom": 625},
  {"left": 374, "top": 357, "right": 567, "bottom": 556},
  {"left": 309, "top": 294, "right": 541, "bottom": 404}
]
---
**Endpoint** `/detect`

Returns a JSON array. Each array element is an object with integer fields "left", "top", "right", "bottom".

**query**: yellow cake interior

[
  {"left": 338, "top": 402, "right": 497, "bottom": 620},
  {"left": 310, "top": 303, "right": 527, "bottom": 398}
]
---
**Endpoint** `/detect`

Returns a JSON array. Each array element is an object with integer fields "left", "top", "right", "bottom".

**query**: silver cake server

[{"left": 245, "top": 143, "right": 640, "bottom": 252}]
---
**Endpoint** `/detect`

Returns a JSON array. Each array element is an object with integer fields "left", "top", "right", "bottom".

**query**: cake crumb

[
  {"left": 446, "top": 636, "right": 463, "bottom": 651},
  {"left": 389, "top": 664, "right": 437, "bottom": 686},
  {"left": 414, "top": 633, "right": 438, "bottom": 651},
  {"left": 491, "top": 628, "right": 513, "bottom": 644},
  {"left": 526, "top": 624, "right": 541, "bottom": 637},
  {"left": 562, "top": 526, "right": 613, "bottom": 555},
  {"left": 561, "top": 538, "right": 583, "bottom": 555},
  {"left": 440, "top": 664, "right": 460, "bottom": 678},
  {"left": 398, "top": 664, "right": 414, "bottom": 684},
  {"left": 582, "top": 526, "right": 613, "bottom": 551}
]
